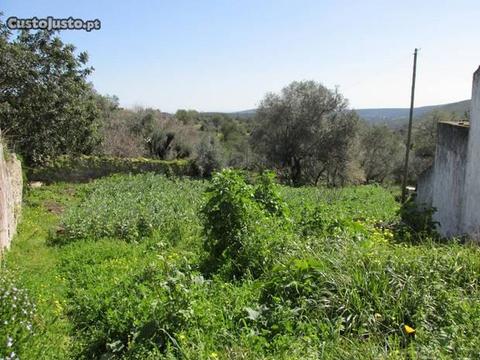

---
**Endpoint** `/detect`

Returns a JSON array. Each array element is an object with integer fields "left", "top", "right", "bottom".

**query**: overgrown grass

[
  {"left": 54, "top": 174, "right": 205, "bottom": 245},
  {"left": 3, "top": 173, "right": 480, "bottom": 359},
  {"left": 2, "top": 183, "right": 88, "bottom": 359}
]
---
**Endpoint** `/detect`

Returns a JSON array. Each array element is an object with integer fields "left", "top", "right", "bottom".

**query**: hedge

[{"left": 27, "top": 155, "right": 197, "bottom": 183}]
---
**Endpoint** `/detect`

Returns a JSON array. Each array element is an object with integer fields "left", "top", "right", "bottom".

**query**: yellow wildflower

[{"left": 403, "top": 324, "right": 416, "bottom": 335}]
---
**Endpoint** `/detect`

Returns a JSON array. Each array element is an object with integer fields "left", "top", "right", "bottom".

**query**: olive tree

[
  {"left": 251, "top": 80, "right": 358, "bottom": 185},
  {"left": 359, "top": 124, "right": 404, "bottom": 183}
]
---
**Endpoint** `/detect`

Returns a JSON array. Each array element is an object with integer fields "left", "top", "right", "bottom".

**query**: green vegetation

[
  {"left": 0, "top": 22, "right": 100, "bottom": 165},
  {"left": 3, "top": 172, "right": 480, "bottom": 359},
  {"left": 27, "top": 155, "right": 195, "bottom": 183},
  {"left": 2, "top": 183, "right": 86, "bottom": 359},
  {"left": 251, "top": 80, "right": 359, "bottom": 185},
  {"left": 200, "top": 170, "right": 288, "bottom": 279},
  {"left": 0, "top": 270, "right": 36, "bottom": 359},
  {"left": 1, "top": 9, "right": 477, "bottom": 360},
  {"left": 55, "top": 174, "right": 204, "bottom": 243}
]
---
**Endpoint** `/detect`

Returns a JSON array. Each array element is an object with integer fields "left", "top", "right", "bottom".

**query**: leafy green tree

[
  {"left": 252, "top": 81, "right": 356, "bottom": 185},
  {"left": 309, "top": 110, "right": 360, "bottom": 186},
  {"left": 0, "top": 23, "right": 100, "bottom": 165},
  {"left": 194, "top": 135, "right": 225, "bottom": 177},
  {"left": 175, "top": 109, "right": 199, "bottom": 125},
  {"left": 410, "top": 110, "right": 452, "bottom": 180},
  {"left": 359, "top": 124, "right": 404, "bottom": 183}
]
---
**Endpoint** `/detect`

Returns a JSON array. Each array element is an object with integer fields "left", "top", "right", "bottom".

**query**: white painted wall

[
  {"left": 416, "top": 67, "right": 480, "bottom": 238},
  {"left": 430, "top": 123, "right": 469, "bottom": 236},
  {"left": 462, "top": 67, "right": 480, "bottom": 235}
]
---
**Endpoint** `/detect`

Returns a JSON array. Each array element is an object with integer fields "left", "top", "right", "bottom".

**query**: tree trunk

[{"left": 291, "top": 157, "right": 302, "bottom": 185}]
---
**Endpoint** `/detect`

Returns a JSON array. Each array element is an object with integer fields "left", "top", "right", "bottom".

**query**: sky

[{"left": 3, "top": 0, "right": 480, "bottom": 113}]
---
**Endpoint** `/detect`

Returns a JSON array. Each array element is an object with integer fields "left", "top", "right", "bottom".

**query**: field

[{"left": 2, "top": 172, "right": 480, "bottom": 359}]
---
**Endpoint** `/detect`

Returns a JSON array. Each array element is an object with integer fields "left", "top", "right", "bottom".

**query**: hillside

[
  {"left": 225, "top": 99, "right": 471, "bottom": 125},
  {"left": 356, "top": 99, "right": 470, "bottom": 125}
]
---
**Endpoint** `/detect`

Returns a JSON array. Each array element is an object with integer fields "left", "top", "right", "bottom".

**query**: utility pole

[{"left": 401, "top": 48, "right": 418, "bottom": 203}]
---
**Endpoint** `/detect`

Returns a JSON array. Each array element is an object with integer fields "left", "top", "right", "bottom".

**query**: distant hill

[
  {"left": 224, "top": 99, "right": 471, "bottom": 125},
  {"left": 227, "top": 109, "right": 257, "bottom": 119},
  {"left": 355, "top": 100, "right": 470, "bottom": 126}
]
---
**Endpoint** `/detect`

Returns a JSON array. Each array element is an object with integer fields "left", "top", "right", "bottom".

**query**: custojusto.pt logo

[{"left": 7, "top": 16, "right": 101, "bottom": 32}]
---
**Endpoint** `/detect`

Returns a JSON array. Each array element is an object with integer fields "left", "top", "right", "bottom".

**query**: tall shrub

[{"left": 201, "top": 169, "right": 288, "bottom": 279}]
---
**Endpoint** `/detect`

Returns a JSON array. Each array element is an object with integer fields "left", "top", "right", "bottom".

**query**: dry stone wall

[{"left": 0, "top": 140, "right": 23, "bottom": 253}]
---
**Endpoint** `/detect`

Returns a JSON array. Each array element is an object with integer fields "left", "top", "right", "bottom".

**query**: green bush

[
  {"left": 253, "top": 171, "right": 287, "bottom": 216},
  {"left": 201, "top": 170, "right": 263, "bottom": 278},
  {"left": 201, "top": 169, "right": 289, "bottom": 279},
  {"left": 193, "top": 136, "right": 225, "bottom": 178},
  {"left": 27, "top": 155, "right": 195, "bottom": 183},
  {"left": 396, "top": 197, "right": 439, "bottom": 243}
]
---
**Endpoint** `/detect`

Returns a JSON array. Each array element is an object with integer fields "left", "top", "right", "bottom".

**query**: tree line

[{"left": 0, "top": 23, "right": 466, "bottom": 186}]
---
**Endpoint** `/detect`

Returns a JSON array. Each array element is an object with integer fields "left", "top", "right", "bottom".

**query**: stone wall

[
  {"left": 0, "top": 140, "right": 23, "bottom": 253},
  {"left": 28, "top": 155, "right": 196, "bottom": 183}
]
